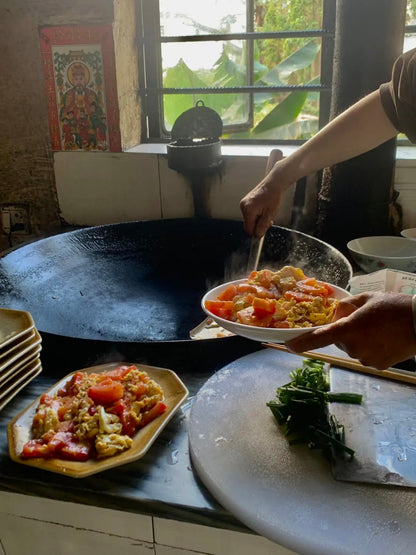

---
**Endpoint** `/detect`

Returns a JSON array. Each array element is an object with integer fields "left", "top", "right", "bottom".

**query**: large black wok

[{"left": 0, "top": 219, "right": 352, "bottom": 374}]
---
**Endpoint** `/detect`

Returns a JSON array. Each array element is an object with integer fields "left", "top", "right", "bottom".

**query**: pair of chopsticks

[{"left": 262, "top": 342, "right": 416, "bottom": 386}]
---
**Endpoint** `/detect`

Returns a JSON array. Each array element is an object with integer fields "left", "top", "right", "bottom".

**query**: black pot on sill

[{"left": 167, "top": 100, "right": 223, "bottom": 172}]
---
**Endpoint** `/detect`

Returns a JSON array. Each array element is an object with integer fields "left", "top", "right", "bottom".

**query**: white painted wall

[
  {"left": 53, "top": 149, "right": 296, "bottom": 228},
  {"left": 54, "top": 147, "right": 416, "bottom": 232}
]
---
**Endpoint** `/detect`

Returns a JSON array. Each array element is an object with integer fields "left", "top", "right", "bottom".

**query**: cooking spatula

[
  {"left": 246, "top": 149, "right": 283, "bottom": 272},
  {"left": 190, "top": 149, "right": 282, "bottom": 339}
]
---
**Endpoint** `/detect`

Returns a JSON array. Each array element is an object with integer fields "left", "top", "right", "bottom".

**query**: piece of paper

[{"left": 349, "top": 269, "right": 416, "bottom": 295}]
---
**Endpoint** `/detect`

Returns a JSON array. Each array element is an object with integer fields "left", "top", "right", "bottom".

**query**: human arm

[
  {"left": 240, "top": 90, "right": 399, "bottom": 237},
  {"left": 285, "top": 292, "right": 416, "bottom": 370}
]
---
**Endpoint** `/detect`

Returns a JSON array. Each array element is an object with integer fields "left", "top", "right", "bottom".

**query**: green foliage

[
  {"left": 163, "top": 1, "right": 324, "bottom": 138},
  {"left": 163, "top": 59, "right": 211, "bottom": 130},
  {"left": 406, "top": 0, "right": 416, "bottom": 23},
  {"left": 259, "top": 0, "right": 323, "bottom": 73}
]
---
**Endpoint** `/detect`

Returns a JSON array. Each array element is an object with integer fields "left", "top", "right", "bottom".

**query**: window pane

[
  {"left": 163, "top": 93, "right": 250, "bottom": 132},
  {"left": 162, "top": 40, "right": 246, "bottom": 74},
  {"left": 406, "top": 0, "right": 416, "bottom": 25},
  {"left": 164, "top": 89, "right": 319, "bottom": 140},
  {"left": 153, "top": 1, "right": 328, "bottom": 141},
  {"left": 224, "top": 91, "right": 320, "bottom": 140},
  {"left": 404, "top": 32, "right": 416, "bottom": 53},
  {"left": 161, "top": 36, "right": 322, "bottom": 138},
  {"left": 254, "top": 0, "right": 324, "bottom": 32},
  {"left": 160, "top": 0, "right": 247, "bottom": 36},
  {"left": 254, "top": 38, "right": 322, "bottom": 86}
]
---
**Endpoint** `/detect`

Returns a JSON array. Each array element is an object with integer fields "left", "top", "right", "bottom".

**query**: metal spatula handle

[
  {"left": 247, "top": 235, "right": 264, "bottom": 273},
  {"left": 246, "top": 148, "right": 283, "bottom": 273}
]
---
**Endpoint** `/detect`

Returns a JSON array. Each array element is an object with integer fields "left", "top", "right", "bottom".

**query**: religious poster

[{"left": 40, "top": 25, "right": 122, "bottom": 152}]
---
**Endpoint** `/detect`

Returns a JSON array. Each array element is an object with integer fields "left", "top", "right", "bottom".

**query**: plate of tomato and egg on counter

[
  {"left": 8, "top": 362, "right": 188, "bottom": 478},
  {"left": 202, "top": 266, "right": 350, "bottom": 343}
]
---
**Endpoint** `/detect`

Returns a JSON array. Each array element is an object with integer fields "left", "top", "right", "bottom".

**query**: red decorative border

[{"left": 39, "top": 25, "right": 121, "bottom": 152}]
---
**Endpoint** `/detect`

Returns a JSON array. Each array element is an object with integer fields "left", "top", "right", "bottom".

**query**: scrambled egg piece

[
  {"left": 95, "top": 433, "right": 133, "bottom": 458},
  {"left": 97, "top": 406, "right": 123, "bottom": 434}
]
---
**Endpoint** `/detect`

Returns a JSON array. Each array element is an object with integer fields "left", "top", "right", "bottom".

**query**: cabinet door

[
  {"left": 0, "top": 491, "right": 153, "bottom": 542},
  {"left": 0, "top": 513, "right": 155, "bottom": 555},
  {"left": 153, "top": 517, "right": 296, "bottom": 555}
]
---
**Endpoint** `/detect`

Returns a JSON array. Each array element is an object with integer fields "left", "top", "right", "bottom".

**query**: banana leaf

[
  {"left": 262, "top": 40, "right": 321, "bottom": 85},
  {"left": 163, "top": 59, "right": 209, "bottom": 127},
  {"left": 253, "top": 90, "right": 308, "bottom": 134}
]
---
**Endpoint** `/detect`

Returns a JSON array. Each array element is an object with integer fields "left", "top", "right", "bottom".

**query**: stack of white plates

[{"left": 0, "top": 308, "right": 42, "bottom": 411}]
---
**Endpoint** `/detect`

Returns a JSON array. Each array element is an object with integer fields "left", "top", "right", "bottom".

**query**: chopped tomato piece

[
  {"left": 321, "top": 281, "right": 334, "bottom": 295},
  {"left": 237, "top": 306, "right": 274, "bottom": 327},
  {"left": 205, "top": 300, "right": 234, "bottom": 320},
  {"left": 299, "top": 277, "right": 318, "bottom": 286},
  {"left": 236, "top": 283, "right": 258, "bottom": 294},
  {"left": 39, "top": 393, "right": 54, "bottom": 405},
  {"left": 57, "top": 396, "right": 75, "bottom": 420},
  {"left": 135, "top": 383, "right": 147, "bottom": 399},
  {"left": 99, "top": 365, "right": 134, "bottom": 380},
  {"left": 284, "top": 290, "right": 314, "bottom": 303},
  {"left": 88, "top": 378, "right": 124, "bottom": 405},
  {"left": 56, "top": 420, "right": 74, "bottom": 433},
  {"left": 22, "top": 439, "right": 50, "bottom": 458},
  {"left": 140, "top": 401, "right": 167, "bottom": 428},
  {"left": 217, "top": 284, "right": 237, "bottom": 301},
  {"left": 252, "top": 297, "right": 276, "bottom": 315},
  {"left": 297, "top": 278, "right": 333, "bottom": 297},
  {"left": 60, "top": 440, "right": 91, "bottom": 461},
  {"left": 47, "top": 432, "right": 73, "bottom": 454},
  {"left": 256, "top": 269, "right": 274, "bottom": 288},
  {"left": 58, "top": 372, "right": 84, "bottom": 396},
  {"left": 110, "top": 398, "right": 137, "bottom": 436},
  {"left": 272, "top": 320, "right": 291, "bottom": 328}
]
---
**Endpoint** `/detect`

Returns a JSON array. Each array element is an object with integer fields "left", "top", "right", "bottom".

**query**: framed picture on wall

[{"left": 40, "top": 25, "right": 122, "bottom": 152}]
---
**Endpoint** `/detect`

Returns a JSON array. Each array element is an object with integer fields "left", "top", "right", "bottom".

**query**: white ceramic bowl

[
  {"left": 201, "top": 278, "right": 350, "bottom": 344},
  {"left": 347, "top": 236, "right": 416, "bottom": 274},
  {"left": 401, "top": 228, "right": 416, "bottom": 240}
]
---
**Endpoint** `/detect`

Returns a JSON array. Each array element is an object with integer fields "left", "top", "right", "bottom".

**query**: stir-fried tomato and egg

[
  {"left": 205, "top": 266, "right": 338, "bottom": 329},
  {"left": 22, "top": 365, "right": 166, "bottom": 461}
]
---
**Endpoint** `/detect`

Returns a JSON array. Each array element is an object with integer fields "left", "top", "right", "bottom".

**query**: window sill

[
  {"left": 128, "top": 143, "right": 416, "bottom": 162},
  {"left": 126, "top": 143, "right": 299, "bottom": 158}
]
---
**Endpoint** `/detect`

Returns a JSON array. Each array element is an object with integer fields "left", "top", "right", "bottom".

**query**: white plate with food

[
  {"left": 202, "top": 266, "right": 350, "bottom": 343},
  {"left": 8, "top": 362, "right": 189, "bottom": 478}
]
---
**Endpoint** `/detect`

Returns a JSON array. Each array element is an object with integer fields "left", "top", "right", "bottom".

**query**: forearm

[{"left": 267, "top": 90, "right": 399, "bottom": 187}]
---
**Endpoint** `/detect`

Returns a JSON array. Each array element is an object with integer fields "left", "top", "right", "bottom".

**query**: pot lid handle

[{"left": 171, "top": 100, "right": 223, "bottom": 140}]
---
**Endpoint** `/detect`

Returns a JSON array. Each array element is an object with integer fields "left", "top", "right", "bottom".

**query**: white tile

[
  {"left": 0, "top": 513, "right": 154, "bottom": 555},
  {"left": 159, "top": 153, "right": 295, "bottom": 224},
  {"left": 54, "top": 151, "right": 162, "bottom": 226},
  {"left": 0, "top": 491, "right": 153, "bottom": 542},
  {"left": 159, "top": 156, "right": 194, "bottom": 218},
  {"left": 206, "top": 156, "right": 295, "bottom": 227},
  {"left": 153, "top": 518, "right": 297, "bottom": 555}
]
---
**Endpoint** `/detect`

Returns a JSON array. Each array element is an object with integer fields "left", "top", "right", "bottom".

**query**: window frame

[{"left": 137, "top": 0, "right": 336, "bottom": 145}]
